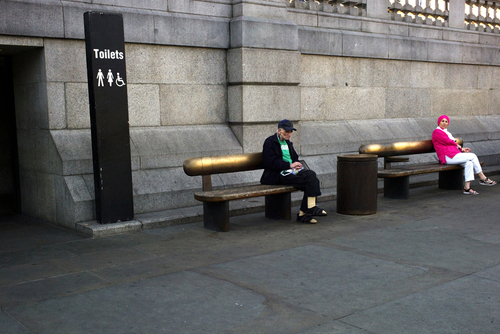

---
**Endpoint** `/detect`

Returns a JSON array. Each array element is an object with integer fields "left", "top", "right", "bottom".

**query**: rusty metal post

[{"left": 337, "top": 154, "right": 378, "bottom": 215}]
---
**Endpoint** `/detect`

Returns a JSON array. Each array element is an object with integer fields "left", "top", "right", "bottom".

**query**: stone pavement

[{"left": 1, "top": 176, "right": 500, "bottom": 334}]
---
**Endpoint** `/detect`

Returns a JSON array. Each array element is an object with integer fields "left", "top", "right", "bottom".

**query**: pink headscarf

[{"left": 437, "top": 115, "right": 449, "bottom": 126}]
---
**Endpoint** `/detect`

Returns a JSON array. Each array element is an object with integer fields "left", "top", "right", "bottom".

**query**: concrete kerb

[{"left": 76, "top": 220, "right": 142, "bottom": 238}]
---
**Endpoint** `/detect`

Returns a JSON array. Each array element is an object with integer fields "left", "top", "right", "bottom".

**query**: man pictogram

[{"left": 97, "top": 69, "right": 104, "bottom": 87}]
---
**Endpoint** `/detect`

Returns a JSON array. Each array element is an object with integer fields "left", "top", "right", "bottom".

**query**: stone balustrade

[
  {"left": 286, "top": 0, "right": 367, "bottom": 16},
  {"left": 388, "top": 0, "right": 448, "bottom": 26},
  {"left": 465, "top": 0, "right": 500, "bottom": 33},
  {"left": 285, "top": 0, "right": 500, "bottom": 33}
]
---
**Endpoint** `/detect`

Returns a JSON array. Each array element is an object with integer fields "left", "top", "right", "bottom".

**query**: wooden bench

[
  {"left": 359, "top": 139, "right": 466, "bottom": 199},
  {"left": 183, "top": 153, "right": 298, "bottom": 232}
]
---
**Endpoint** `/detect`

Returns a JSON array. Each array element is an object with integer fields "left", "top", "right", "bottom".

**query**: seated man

[{"left": 260, "top": 119, "right": 327, "bottom": 224}]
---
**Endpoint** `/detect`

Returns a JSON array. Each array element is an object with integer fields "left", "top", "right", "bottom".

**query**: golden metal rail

[
  {"left": 359, "top": 138, "right": 463, "bottom": 157},
  {"left": 183, "top": 152, "right": 263, "bottom": 176}
]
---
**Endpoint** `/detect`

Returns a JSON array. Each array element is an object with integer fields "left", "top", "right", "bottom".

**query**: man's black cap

[{"left": 278, "top": 119, "right": 296, "bottom": 131}]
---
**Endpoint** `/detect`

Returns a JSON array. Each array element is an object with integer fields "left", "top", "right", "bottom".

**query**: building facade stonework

[{"left": 0, "top": 0, "right": 499, "bottom": 230}]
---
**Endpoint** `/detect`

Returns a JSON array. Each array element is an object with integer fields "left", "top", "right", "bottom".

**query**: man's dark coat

[{"left": 260, "top": 134, "right": 299, "bottom": 185}]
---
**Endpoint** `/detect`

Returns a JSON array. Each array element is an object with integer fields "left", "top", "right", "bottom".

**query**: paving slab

[
  {"left": 0, "top": 245, "right": 77, "bottom": 269},
  {"left": 0, "top": 218, "right": 84, "bottom": 253},
  {"left": 4, "top": 271, "right": 267, "bottom": 334},
  {"left": 474, "top": 264, "right": 500, "bottom": 282},
  {"left": 53, "top": 231, "right": 164, "bottom": 255},
  {"left": 0, "top": 261, "right": 69, "bottom": 288},
  {"left": 296, "top": 320, "right": 373, "bottom": 334},
  {"left": 329, "top": 218, "right": 500, "bottom": 274},
  {"left": 0, "top": 176, "right": 499, "bottom": 333},
  {"left": 0, "top": 272, "right": 108, "bottom": 306},
  {"left": 342, "top": 275, "right": 500, "bottom": 334},
  {"left": 50, "top": 247, "right": 157, "bottom": 272},
  {"left": 204, "top": 245, "right": 427, "bottom": 317},
  {"left": 90, "top": 256, "right": 204, "bottom": 285},
  {"left": 0, "top": 310, "right": 29, "bottom": 334}
]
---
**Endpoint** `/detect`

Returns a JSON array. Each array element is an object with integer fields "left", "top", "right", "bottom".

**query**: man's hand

[{"left": 290, "top": 162, "right": 302, "bottom": 169}]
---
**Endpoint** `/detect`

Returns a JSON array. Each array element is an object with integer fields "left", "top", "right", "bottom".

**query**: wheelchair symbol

[{"left": 115, "top": 72, "right": 126, "bottom": 87}]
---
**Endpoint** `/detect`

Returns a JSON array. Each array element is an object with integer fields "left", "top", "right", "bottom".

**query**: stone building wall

[{"left": 1, "top": 0, "right": 500, "bottom": 229}]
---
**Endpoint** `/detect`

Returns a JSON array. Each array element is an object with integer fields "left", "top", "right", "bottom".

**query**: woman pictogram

[{"left": 107, "top": 69, "right": 114, "bottom": 87}]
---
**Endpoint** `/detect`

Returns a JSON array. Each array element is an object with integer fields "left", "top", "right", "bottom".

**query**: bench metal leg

[
  {"left": 203, "top": 201, "right": 229, "bottom": 232},
  {"left": 439, "top": 169, "right": 463, "bottom": 190},
  {"left": 384, "top": 177, "right": 409, "bottom": 199},
  {"left": 265, "top": 193, "right": 292, "bottom": 220}
]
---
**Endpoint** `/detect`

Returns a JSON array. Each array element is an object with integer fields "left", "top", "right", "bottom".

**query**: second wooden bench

[{"left": 359, "top": 138, "right": 466, "bottom": 199}]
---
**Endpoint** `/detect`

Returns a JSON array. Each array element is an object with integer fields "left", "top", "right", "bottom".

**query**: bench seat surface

[
  {"left": 195, "top": 184, "right": 297, "bottom": 202},
  {"left": 378, "top": 162, "right": 462, "bottom": 178}
]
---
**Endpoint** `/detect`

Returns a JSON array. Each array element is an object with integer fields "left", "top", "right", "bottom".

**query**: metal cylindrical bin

[{"left": 337, "top": 154, "right": 378, "bottom": 215}]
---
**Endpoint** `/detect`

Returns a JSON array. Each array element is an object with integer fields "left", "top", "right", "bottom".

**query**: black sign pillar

[{"left": 84, "top": 12, "right": 134, "bottom": 224}]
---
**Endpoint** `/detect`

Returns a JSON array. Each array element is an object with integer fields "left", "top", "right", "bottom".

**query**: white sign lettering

[{"left": 93, "top": 48, "right": 124, "bottom": 60}]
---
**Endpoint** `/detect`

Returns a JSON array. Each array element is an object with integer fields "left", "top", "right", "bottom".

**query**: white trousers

[{"left": 445, "top": 153, "right": 482, "bottom": 182}]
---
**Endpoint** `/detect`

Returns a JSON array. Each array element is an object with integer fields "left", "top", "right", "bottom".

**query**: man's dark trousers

[{"left": 278, "top": 170, "right": 321, "bottom": 212}]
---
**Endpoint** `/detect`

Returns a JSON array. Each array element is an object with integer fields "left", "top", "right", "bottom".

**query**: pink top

[{"left": 432, "top": 128, "right": 460, "bottom": 164}]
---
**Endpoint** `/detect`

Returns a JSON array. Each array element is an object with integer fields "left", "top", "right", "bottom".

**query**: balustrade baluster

[
  {"left": 340, "top": 1, "right": 359, "bottom": 16},
  {"left": 389, "top": 0, "right": 404, "bottom": 21},
  {"left": 309, "top": 0, "right": 320, "bottom": 11},
  {"left": 319, "top": 0, "right": 333, "bottom": 13},
  {"left": 478, "top": 1, "right": 487, "bottom": 27},
  {"left": 486, "top": 1, "right": 494, "bottom": 24},
  {"left": 484, "top": 2, "right": 492, "bottom": 32},
  {"left": 333, "top": 0, "right": 347, "bottom": 14},
  {"left": 415, "top": 9, "right": 425, "bottom": 24},
  {"left": 466, "top": 0, "right": 478, "bottom": 31},
  {"left": 413, "top": 1, "right": 424, "bottom": 24},
  {"left": 355, "top": 0, "right": 367, "bottom": 16},
  {"left": 423, "top": 0, "right": 435, "bottom": 23},
  {"left": 294, "top": 0, "right": 308, "bottom": 10},
  {"left": 494, "top": 2, "right": 500, "bottom": 31},
  {"left": 399, "top": 3, "right": 411, "bottom": 22}
]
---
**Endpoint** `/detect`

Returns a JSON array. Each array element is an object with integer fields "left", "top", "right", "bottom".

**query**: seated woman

[{"left": 432, "top": 115, "right": 496, "bottom": 195}]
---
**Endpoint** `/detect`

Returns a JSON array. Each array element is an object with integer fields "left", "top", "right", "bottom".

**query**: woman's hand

[
  {"left": 290, "top": 161, "right": 302, "bottom": 169},
  {"left": 462, "top": 147, "right": 471, "bottom": 153}
]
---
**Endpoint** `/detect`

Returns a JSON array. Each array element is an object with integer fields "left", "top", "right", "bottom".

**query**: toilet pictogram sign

[
  {"left": 96, "top": 68, "right": 126, "bottom": 88},
  {"left": 92, "top": 49, "right": 126, "bottom": 88},
  {"left": 84, "top": 11, "right": 134, "bottom": 224}
]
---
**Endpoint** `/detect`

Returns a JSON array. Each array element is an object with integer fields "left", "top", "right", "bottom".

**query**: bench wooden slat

[
  {"left": 194, "top": 184, "right": 297, "bottom": 202},
  {"left": 378, "top": 163, "right": 462, "bottom": 178}
]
